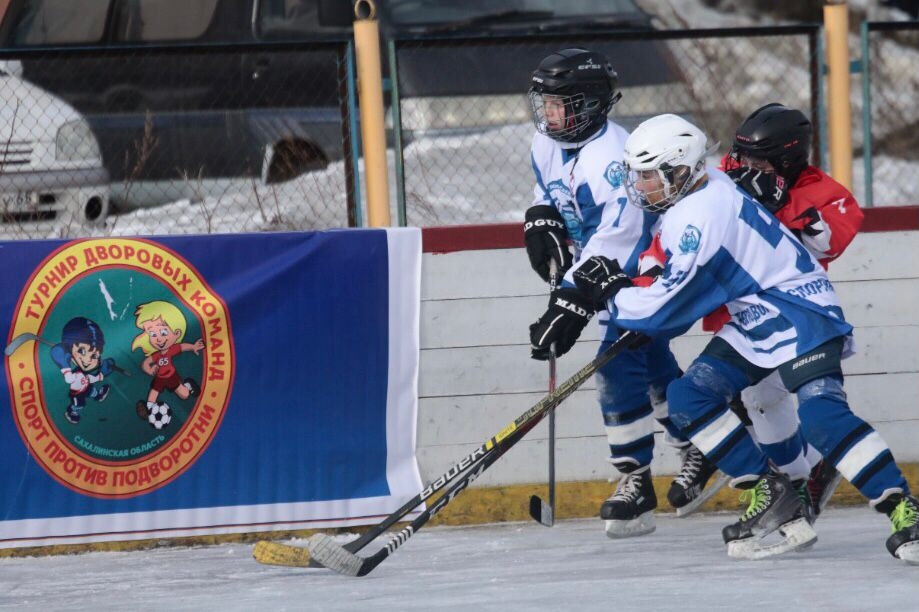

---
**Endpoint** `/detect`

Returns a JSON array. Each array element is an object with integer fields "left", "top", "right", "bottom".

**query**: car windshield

[{"left": 385, "top": 0, "right": 644, "bottom": 27}]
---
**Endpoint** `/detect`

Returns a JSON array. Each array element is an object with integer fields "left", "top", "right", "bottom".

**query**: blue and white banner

[{"left": 0, "top": 228, "right": 422, "bottom": 547}]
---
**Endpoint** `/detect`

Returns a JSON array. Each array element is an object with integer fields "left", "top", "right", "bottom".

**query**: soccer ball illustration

[{"left": 147, "top": 402, "right": 172, "bottom": 430}]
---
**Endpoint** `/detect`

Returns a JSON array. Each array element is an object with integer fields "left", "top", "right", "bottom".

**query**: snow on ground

[{"left": 1, "top": 508, "right": 916, "bottom": 612}]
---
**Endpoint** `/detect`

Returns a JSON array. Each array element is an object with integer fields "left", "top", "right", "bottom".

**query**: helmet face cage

[
  {"left": 624, "top": 163, "right": 695, "bottom": 214},
  {"left": 528, "top": 90, "right": 596, "bottom": 142}
]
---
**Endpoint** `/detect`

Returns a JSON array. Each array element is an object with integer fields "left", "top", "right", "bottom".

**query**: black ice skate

[
  {"left": 722, "top": 470, "right": 817, "bottom": 559},
  {"left": 668, "top": 445, "right": 729, "bottom": 517},
  {"left": 806, "top": 459, "right": 842, "bottom": 517},
  {"left": 878, "top": 493, "right": 919, "bottom": 565},
  {"left": 64, "top": 405, "right": 81, "bottom": 424},
  {"left": 600, "top": 466, "right": 657, "bottom": 538},
  {"left": 94, "top": 384, "right": 110, "bottom": 403}
]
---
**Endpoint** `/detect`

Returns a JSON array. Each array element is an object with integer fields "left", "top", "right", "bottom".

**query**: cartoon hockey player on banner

[{"left": 50, "top": 317, "right": 119, "bottom": 424}]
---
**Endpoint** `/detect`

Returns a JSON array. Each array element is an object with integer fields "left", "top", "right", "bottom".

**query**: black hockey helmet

[
  {"left": 731, "top": 103, "right": 812, "bottom": 184},
  {"left": 528, "top": 48, "right": 622, "bottom": 144}
]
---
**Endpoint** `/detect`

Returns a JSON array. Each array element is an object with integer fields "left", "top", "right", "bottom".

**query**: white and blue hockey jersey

[
  {"left": 530, "top": 120, "right": 660, "bottom": 291},
  {"left": 611, "top": 169, "right": 854, "bottom": 368}
]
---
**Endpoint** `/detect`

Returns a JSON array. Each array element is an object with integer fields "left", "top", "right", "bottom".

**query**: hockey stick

[
  {"left": 529, "top": 260, "right": 559, "bottom": 527},
  {"left": 252, "top": 409, "right": 548, "bottom": 569},
  {"left": 306, "top": 331, "right": 640, "bottom": 577},
  {"left": 4, "top": 332, "right": 132, "bottom": 376},
  {"left": 4, "top": 332, "right": 49, "bottom": 357},
  {"left": 253, "top": 384, "right": 552, "bottom": 567}
]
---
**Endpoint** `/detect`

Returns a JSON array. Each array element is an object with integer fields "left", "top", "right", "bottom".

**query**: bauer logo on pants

[{"left": 5, "top": 238, "right": 234, "bottom": 498}]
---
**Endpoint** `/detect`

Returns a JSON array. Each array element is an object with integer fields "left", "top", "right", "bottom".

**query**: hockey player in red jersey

[{"left": 660, "top": 104, "right": 865, "bottom": 520}]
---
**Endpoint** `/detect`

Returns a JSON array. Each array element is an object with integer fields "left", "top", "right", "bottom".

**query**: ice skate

[
  {"left": 600, "top": 466, "right": 656, "bottom": 538},
  {"left": 881, "top": 494, "right": 919, "bottom": 565},
  {"left": 667, "top": 445, "right": 729, "bottom": 517},
  {"left": 64, "top": 405, "right": 81, "bottom": 424},
  {"left": 722, "top": 470, "right": 817, "bottom": 559},
  {"left": 93, "top": 384, "right": 110, "bottom": 403},
  {"left": 806, "top": 459, "right": 842, "bottom": 517}
]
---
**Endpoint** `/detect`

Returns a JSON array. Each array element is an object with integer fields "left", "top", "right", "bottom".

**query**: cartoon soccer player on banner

[
  {"left": 131, "top": 300, "right": 205, "bottom": 425},
  {"left": 50, "top": 317, "right": 119, "bottom": 424}
]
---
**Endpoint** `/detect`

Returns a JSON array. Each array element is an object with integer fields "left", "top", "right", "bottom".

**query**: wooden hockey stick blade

[
  {"left": 252, "top": 541, "right": 316, "bottom": 567},
  {"left": 253, "top": 534, "right": 366, "bottom": 568},
  {"left": 529, "top": 494, "right": 554, "bottom": 527}
]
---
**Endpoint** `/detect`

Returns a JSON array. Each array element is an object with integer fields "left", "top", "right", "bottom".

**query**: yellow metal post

[
  {"left": 353, "top": 0, "right": 391, "bottom": 227},
  {"left": 823, "top": 1, "right": 853, "bottom": 191}
]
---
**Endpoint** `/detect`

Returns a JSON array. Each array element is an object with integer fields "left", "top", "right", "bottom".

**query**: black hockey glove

[
  {"left": 529, "top": 287, "right": 594, "bottom": 360},
  {"left": 524, "top": 205, "right": 573, "bottom": 283},
  {"left": 573, "top": 256, "right": 633, "bottom": 311},
  {"left": 726, "top": 167, "right": 790, "bottom": 213}
]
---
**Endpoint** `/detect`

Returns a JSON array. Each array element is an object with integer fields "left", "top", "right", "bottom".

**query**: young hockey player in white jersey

[
  {"left": 538, "top": 113, "right": 918, "bottom": 562},
  {"left": 524, "top": 48, "right": 689, "bottom": 538},
  {"left": 665, "top": 104, "right": 862, "bottom": 518}
]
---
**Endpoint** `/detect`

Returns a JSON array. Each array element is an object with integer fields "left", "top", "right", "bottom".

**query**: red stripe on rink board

[{"left": 421, "top": 206, "right": 919, "bottom": 253}]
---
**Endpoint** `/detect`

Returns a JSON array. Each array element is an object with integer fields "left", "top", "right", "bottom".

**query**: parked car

[
  {"left": 0, "top": 59, "right": 109, "bottom": 226},
  {"left": 0, "top": 0, "right": 679, "bottom": 214}
]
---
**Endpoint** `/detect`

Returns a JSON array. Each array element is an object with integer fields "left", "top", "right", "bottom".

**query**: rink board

[{"left": 417, "top": 229, "right": 919, "bottom": 486}]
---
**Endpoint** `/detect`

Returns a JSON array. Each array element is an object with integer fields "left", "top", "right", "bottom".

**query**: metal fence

[
  {"left": 861, "top": 21, "right": 919, "bottom": 207},
  {"left": 0, "top": 23, "right": 914, "bottom": 239},
  {"left": 0, "top": 40, "right": 357, "bottom": 240},
  {"left": 390, "top": 26, "right": 821, "bottom": 227}
]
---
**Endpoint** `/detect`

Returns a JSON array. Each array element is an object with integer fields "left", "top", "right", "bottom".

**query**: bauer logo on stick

[{"left": 4, "top": 238, "right": 234, "bottom": 498}]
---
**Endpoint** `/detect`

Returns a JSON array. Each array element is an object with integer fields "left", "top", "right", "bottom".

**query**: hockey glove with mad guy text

[
  {"left": 529, "top": 287, "right": 594, "bottom": 360},
  {"left": 726, "top": 167, "right": 790, "bottom": 213},
  {"left": 574, "top": 256, "right": 651, "bottom": 349},
  {"left": 573, "top": 256, "right": 633, "bottom": 311},
  {"left": 524, "top": 205, "right": 573, "bottom": 283}
]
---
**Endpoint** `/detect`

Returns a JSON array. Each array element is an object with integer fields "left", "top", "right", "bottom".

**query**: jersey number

[{"left": 738, "top": 197, "right": 815, "bottom": 274}]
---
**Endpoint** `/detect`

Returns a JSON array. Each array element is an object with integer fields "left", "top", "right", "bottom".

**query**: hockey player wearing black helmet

[
  {"left": 726, "top": 102, "right": 813, "bottom": 212},
  {"left": 524, "top": 48, "right": 689, "bottom": 539},
  {"left": 527, "top": 48, "right": 622, "bottom": 146}
]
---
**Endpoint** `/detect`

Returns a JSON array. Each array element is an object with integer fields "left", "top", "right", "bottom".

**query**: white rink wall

[{"left": 416, "top": 230, "right": 919, "bottom": 487}]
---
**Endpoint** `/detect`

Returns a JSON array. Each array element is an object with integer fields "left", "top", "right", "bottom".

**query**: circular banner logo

[{"left": 5, "top": 238, "right": 234, "bottom": 498}]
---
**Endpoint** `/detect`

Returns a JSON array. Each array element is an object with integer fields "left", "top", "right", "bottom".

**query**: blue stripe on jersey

[
  {"left": 620, "top": 211, "right": 659, "bottom": 278},
  {"left": 759, "top": 290, "right": 853, "bottom": 355},
  {"left": 575, "top": 182, "right": 603, "bottom": 247}
]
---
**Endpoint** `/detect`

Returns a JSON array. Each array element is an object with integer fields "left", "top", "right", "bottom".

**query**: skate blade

[
  {"left": 727, "top": 517, "right": 817, "bottom": 560},
  {"left": 895, "top": 540, "right": 919, "bottom": 565},
  {"left": 675, "top": 473, "right": 730, "bottom": 518},
  {"left": 604, "top": 510, "right": 656, "bottom": 539}
]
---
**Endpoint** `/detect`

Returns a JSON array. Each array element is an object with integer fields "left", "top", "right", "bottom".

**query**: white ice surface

[{"left": 1, "top": 507, "right": 916, "bottom": 611}]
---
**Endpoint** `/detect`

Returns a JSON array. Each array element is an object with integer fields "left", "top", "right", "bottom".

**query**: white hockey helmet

[{"left": 623, "top": 114, "right": 709, "bottom": 214}]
